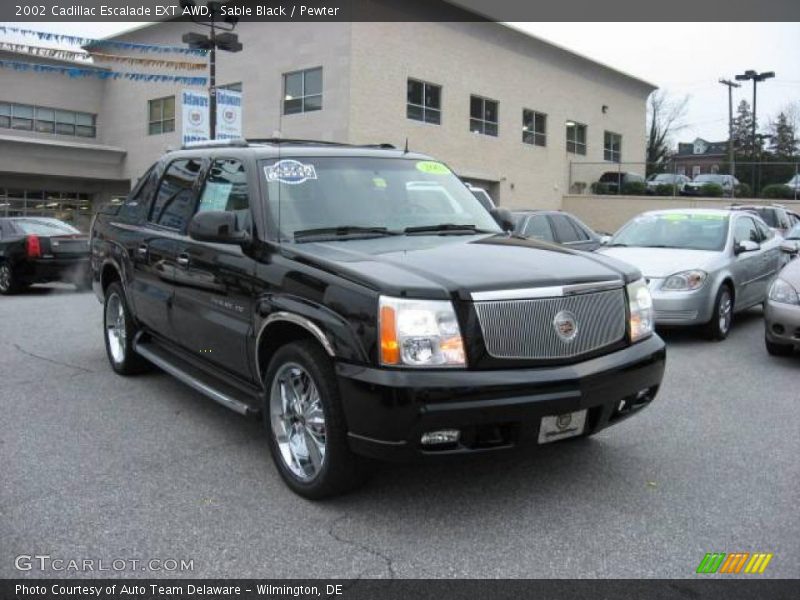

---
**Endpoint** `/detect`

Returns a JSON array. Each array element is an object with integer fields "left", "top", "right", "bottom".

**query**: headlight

[
  {"left": 627, "top": 278, "right": 654, "bottom": 342},
  {"left": 768, "top": 278, "right": 799, "bottom": 305},
  {"left": 379, "top": 296, "right": 466, "bottom": 367},
  {"left": 662, "top": 270, "right": 707, "bottom": 291}
]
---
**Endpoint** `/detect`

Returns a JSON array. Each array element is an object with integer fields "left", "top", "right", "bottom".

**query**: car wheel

[
  {"left": 0, "top": 262, "right": 19, "bottom": 295},
  {"left": 264, "top": 340, "right": 371, "bottom": 499},
  {"left": 103, "top": 282, "right": 150, "bottom": 375},
  {"left": 705, "top": 285, "right": 733, "bottom": 341},
  {"left": 765, "top": 336, "right": 793, "bottom": 357}
]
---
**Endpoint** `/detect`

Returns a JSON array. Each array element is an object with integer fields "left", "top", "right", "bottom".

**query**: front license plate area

[{"left": 537, "top": 409, "right": 587, "bottom": 444}]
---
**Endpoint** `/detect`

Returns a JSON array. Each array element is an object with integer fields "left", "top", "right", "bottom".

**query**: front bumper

[
  {"left": 649, "top": 278, "right": 715, "bottom": 326},
  {"left": 336, "top": 334, "right": 666, "bottom": 461},
  {"left": 764, "top": 299, "right": 800, "bottom": 347}
]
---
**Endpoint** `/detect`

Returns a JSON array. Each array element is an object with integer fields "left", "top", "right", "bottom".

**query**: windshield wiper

[
  {"left": 606, "top": 242, "right": 628, "bottom": 247},
  {"left": 293, "top": 226, "right": 400, "bottom": 241},
  {"left": 404, "top": 223, "right": 496, "bottom": 235}
]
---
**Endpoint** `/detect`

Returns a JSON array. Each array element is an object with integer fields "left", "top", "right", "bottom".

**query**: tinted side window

[
  {"left": 550, "top": 214, "right": 587, "bottom": 243},
  {"left": 733, "top": 217, "right": 759, "bottom": 245},
  {"left": 150, "top": 158, "right": 203, "bottom": 230},
  {"left": 196, "top": 159, "right": 251, "bottom": 228},
  {"left": 523, "top": 215, "right": 554, "bottom": 242},
  {"left": 120, "top": 164, "right": 159, "bottom": 220},
  {"left": 755, "top": 220, "right": 772, "bottom": 241}
]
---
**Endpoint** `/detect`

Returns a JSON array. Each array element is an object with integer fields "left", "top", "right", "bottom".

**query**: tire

[
  {"left": 263, "top": 340, "right": 371, "bottom": 499},
  {"left": 0, "top": 262, "right": 19, "bottom": 295},
  {"left": 705, "top": 285, "right": 733, "bottom": 341},
  {"left": 765, "top": 336, "right": 794, "bottom": 357},
  {"left": 103, "top": 282, "right": 150, "bottom": 375}
]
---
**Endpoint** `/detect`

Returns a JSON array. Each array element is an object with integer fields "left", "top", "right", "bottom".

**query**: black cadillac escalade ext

[{"left": 91, "top": 139, "right": 666, "bottom": 498}]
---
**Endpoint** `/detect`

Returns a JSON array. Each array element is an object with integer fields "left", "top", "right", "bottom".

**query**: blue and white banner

[
  {"left": 0, "top": 59, "right": 206, "bottom": 85},
  {"left": 182, "top": 90, "right": 210, "bottom": 145},
  {"left": 215, "top": 89, "right": 243, "bottom": 141}
]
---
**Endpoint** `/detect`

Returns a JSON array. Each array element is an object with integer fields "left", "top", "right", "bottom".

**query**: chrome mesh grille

[{"left": 474, "top": 288, "right": 627, "bottom": 360}]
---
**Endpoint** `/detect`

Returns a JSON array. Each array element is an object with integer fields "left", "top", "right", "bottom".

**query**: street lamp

[
  {"left": 180, "top": 0, "right": 243, "bottom": 140},
  {"left": 735, "top": 69, "right": 775, "bottom": 193}
]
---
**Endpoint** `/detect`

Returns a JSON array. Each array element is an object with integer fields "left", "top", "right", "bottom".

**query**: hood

[
  {"left": 598, "top": 246, "right": 720, "bottom": 279},
  {"left": 284, "top": 234, "right": 640, "bottom": 299}
]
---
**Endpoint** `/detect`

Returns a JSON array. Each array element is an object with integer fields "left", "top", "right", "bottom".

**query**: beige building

[{"left": 0, "top": 17, "right": 655, "bottom": 229}]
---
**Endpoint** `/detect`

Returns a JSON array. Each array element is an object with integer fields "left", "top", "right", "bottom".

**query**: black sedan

[
  {"left": 511, "top": 210, "right": 604, "bottom": 251},
  {"left": 0, "top": 217, "right": 90, "bottom": 294}
]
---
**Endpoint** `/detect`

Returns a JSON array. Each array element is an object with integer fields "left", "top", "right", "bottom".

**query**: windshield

[
  {"left": 693, "top": 174, "right": 724, "bottom": 184},
  {"left": 261, "top": 157, "right": 500, "bottom": 241},
  {"left": 14, "top": 219, "right": 80, "bottom": 236},
  {"left": 786, "top": 223, "right": 800, "bottom": 240},
  {"left": 649, "top": 174, "right": 676, "bottom": 183},
  {"left": 611, "top": 213, "right": 729, "bottom": 251}
]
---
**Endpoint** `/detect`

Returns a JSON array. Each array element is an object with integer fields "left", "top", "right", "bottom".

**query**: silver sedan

[
  {"left": 764, "top": 256, "right": 800, "bottom": 356},
  {"left": 599, "top": 209, "right": 784, "bottom": 340}
]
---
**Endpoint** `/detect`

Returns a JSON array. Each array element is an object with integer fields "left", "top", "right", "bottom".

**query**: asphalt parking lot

[{"left": 1, "top": 286, "right": 798, "bottom": 579}]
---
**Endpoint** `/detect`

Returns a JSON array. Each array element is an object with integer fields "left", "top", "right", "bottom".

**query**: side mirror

[
  {"left": 490, "top": 207, "right": 515, "bottom": 232},
  {"left": 780, "top": 240, "right": 799, "bottom": 255},
  {"left": 188, "top": 210, "right": 248, "bottom": 244},
  {"left": 734, "top": 240, "right": 760, "bottom": 255},
  {"left": 599, "top": 235, "right": 612, "bottom": 245}
]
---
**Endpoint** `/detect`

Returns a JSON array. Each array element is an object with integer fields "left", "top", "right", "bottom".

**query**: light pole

[
  {"left": 180, "top": 0, "right": 243, "bottom": 140},
  {"left": 718, "top": 78, "right": 740, "bottom": 179},
  {"left": 735, "top": 69, "right": 775, "bottom": 193}
]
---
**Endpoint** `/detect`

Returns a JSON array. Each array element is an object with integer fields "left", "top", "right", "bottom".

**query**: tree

[
  {"left": 646, "top": 90, "right": 689, "bottom": 175},
  {"left": 767, "top": 112, "right": 798, "bottom": 159},
  {"left": 731, "top": 100, "right": 762, "bottom": 158}
]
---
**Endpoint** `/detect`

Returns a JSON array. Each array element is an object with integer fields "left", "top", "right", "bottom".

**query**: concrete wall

[
  {"left": 348, "top": 22, "right": 653, "bottom": 209},
  {"left": 563, "top": 194, "right": 800, "bottom": 233},
  {"left": 99, "top": 21, "right": 353, "bottom": 182}
]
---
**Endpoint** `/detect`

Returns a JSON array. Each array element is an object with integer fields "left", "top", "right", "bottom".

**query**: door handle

[
  {"left": 136, "top": 244, "right": 148, "bottom": 258},
  {"left": 176, "top": 253, "right": 190, "bottom": 268}
]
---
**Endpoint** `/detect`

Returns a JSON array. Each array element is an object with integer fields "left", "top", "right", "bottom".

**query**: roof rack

[
  {"left": 181, "top": 138, "right": 249, "bottom": 150},
  {"left": 179, "top": 138, "right": 397, "bottom": 151}
]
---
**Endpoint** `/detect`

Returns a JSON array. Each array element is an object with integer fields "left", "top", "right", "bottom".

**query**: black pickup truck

[
  {"left": 0, "top": 217, "right": 90, "bottom": 294},
  {"left": 91, "top": 139, "right": 666, "bottom": 498}
]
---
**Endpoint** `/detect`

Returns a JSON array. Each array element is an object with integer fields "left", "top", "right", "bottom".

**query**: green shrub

[
  {"left": 700, "top": 183, "right": 724, "bottom": 197},
  {"left": 622, "top": 181, "right": 647, "bottom": 195},
  {"left": 734, "top": 183, "right": 752, "bottom": 198},
  {"left": 654, "top": 183, "right": 676, "bottom": 196},
  {"left": 760, "top": 184, "right": 792, "bottom": 199},
  {"left": 591, "top": 182, "right": 612, "bottom": 195}
]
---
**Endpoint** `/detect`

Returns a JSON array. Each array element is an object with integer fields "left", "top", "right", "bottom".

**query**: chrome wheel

[
  {"left": 718, "top": 289, "right": 732, "bottom": 335},
  {"left": 105, "top": 292, "right": 127, "bottom": 364},
  {"left": 269, "top": 362, "right": 326, "bottom": 482},
  {"left": 0, "top": 264, "right": 11, "bottom": 292}
]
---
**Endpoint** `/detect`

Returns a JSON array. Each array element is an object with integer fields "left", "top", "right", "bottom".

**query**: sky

[{"left": 3, "top": 21, "right": 799, "bottom": 145}]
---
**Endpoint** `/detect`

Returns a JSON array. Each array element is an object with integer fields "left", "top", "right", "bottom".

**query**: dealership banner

[
  {"left": 181, "top": 90, "right": 209, "bottom": 145},
  {"left": 216, "top": 89, "right": 243, "bottom": 141}
]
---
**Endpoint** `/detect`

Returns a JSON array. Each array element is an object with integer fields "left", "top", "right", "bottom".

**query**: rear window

[
  {"left": 14, "top": 219, "right": 80, "bottom": 236},
  {"left": 753, "top": 208, "right": 778, "bottom": 228}
]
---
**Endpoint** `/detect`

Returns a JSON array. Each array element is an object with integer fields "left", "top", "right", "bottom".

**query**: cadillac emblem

[{"left": 553, "top": 310, "right": 578, "bottom": 342}]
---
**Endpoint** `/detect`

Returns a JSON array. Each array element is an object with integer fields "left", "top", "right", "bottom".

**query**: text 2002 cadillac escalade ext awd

[{"left": 91, "top": 139, "right": 666, "bottom": 498}]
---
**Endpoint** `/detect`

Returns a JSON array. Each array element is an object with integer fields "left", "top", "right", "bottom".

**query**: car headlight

[
  {"left": 662, "top": 270, "right": 707, "bottom": 291},
  {"left": 768, "top": 278, "right": 799, "bottom": 305},
  {"left": 379, "top": 296, "right": 466, "bottom": 367},
  {"left": 627, "top": 278, "right": 654, "bottom": 342}
]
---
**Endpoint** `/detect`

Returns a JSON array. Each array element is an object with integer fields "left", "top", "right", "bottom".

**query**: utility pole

[
  {"left": 719, "top": 79, "right": 740, "bottom": 178},
  {"left": 735, "top": 70, "right": 775, "bottom": 194}
]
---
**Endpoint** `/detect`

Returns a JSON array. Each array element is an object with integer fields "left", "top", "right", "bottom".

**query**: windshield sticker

[
  {"left": 264, "top": 160, "right": 317, "bottom": 185},
  {"left": 662, "top": 214, "right": 689, "bottom": 221},
  {"left": 372, "top": 177, "right": 387, "bottom": 188},
  {"left": 415, "top": 161, "right": 451, "bottom": 175}
]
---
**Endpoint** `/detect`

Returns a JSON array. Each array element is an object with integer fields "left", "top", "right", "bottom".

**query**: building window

[
  {"left": 0, "top": 101, "right": 96, "bottom": 138},
  {"left": 522, "top": 109, "right": 546, "bottom": 146},
  {"left": 470, "top": 95, "right": 498, "bottom": 136},
  {"left": 407, "top": 79, "right": 441, "bottom": 125},
  {"left": 566, "top": 121, "right": 587, "bottom": 155},
  {"left": 148, "top": 96, "right": 175, "bottom": 135},
  {"left": 283, "top": 67, "right": 322, "bottom": 115},
  {"left": 604, "top": 131, "right": 622, "bottom": 162}
]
